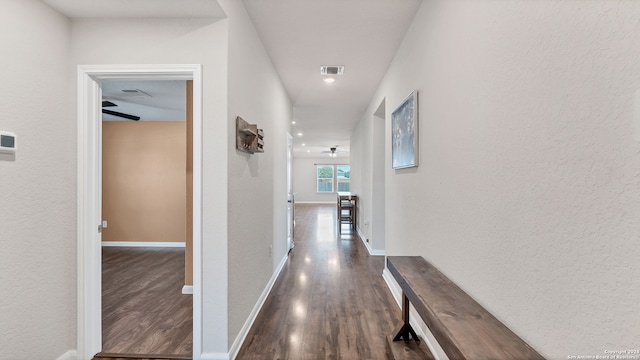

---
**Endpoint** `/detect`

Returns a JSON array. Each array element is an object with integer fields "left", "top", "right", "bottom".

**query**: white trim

[
  {"left": 357, "top": 227, "right": 385, "bottom": 256},
  {"left": 228, "top": 253, "right": 289, "bottom": 360},
  {"left": 182, "top": 285, "right": 194, "bottom": 294},
  {"left": 102, "top": 241, "right": 186, "bottom": 248},
  {"left": 56, "top": 350, "right": 77, "bottom": 360},
  {"left": 200, "top": 353, "right": 230, "bottom": 360},
  {"left": 382, "top": 267, "right": 449, "bottom": 360},
  {"left": 77, "top": 65, "right": 103, "bottom": 360},
  {"left": 295, "top": 200, "right": 335, "bottom": 204},
  {"left": 77, "top": 64, "right": 203, "bottom": 360}
]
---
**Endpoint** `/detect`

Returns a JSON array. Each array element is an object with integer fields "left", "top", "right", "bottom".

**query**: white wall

[
  {"left": 293, "top": 156, "right": 350, "bottom": 203},
  {"left": 371, "top": 103, "right": 386, "bottom": 252},
  {"left": 70, "top": 4, "right": 292, "bottom": 355},
  {"left": 355, "top": 1, "right": 640, "bottom": 358},
  {"left": 350, "top": 103, "right": 387, "bottom": 253},
  {"left": 70, "top": 16, "right": 231, "bottom": 355},
  {"left": 0, "top": 1, "right": 76, "bottom": 358},
  {"left": 219, "top": 0, "right": 293, "bottom": 350}
]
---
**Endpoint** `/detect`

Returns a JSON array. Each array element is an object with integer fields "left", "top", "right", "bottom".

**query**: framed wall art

[{"left": 391, "top": 90, "right": 418, "bottom": 169}]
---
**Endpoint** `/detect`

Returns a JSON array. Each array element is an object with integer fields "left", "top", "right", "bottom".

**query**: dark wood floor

[
  {"left": 100, "top": 247, "right": 192, "bottom": 357},
  {"left": 236, "top": 204, "right": 400, "bottom": 359}
]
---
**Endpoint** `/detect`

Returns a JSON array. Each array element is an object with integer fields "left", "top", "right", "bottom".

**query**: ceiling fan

[
  {"left": 321, "top": 146, "right": 343, "bottom": 157},
  {"left": 102, "top": 100, "right": 140, "bottom": 121}
]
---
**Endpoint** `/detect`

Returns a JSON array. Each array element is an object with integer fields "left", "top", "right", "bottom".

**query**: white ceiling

[
  {"left": 102, "top": 80, "right": 186, "bottom": 121},
  {"left": 41, "top": 0, "right": 225, "bottom": 18},
  {"left": 242, "top": 0, "right": 423, "bottom": 158},
  {"left": 44, "top": 0, "right": 423, "bottom": 158}
]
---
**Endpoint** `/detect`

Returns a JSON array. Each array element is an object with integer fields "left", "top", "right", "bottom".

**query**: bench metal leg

[{"left": 393, "top": 291, "right": 420, "bottom": 342}]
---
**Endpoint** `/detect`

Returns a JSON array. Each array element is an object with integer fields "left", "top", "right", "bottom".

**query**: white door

[{"left": 287, "top": 132, "right": 294, "bottom": 251}]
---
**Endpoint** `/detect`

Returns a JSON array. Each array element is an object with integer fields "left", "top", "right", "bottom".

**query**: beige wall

[{"left": 102, "top": 121, "right": 186, "bottom": 243}]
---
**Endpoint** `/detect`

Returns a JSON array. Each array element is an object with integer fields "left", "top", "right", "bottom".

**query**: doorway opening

[
  {"left": 77, "top": 65, "right": 203, "bottom": 360},
  {"left": 100, "top": 79, "right": 192, "bottom": 355},
  {"left": 371, "top": 99, "right": 386, "bottom": 253}
]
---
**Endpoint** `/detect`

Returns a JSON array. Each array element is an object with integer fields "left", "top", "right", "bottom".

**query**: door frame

[
  {"left": 286, "top": 132, "right": 294, "bottom": 251},
  {"left": 77, "top": 64, "right": 203, "bottom": 360}
]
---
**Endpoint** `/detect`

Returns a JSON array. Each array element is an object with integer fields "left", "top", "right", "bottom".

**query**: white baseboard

[
  {"left": 227, "top": 253, "right": 289, "bottom": 360},
  {"left": 102, "top": 241, "right": 186, "bottom": 248},
  {"left": 382, "top": 268, "right": 449, "bottom": 360},
  {"left": 357, "top": 227, "right": 385, "bottom": 256},
  {"left": 295, "top": 200, "right": 335, "bottom": 204},
  {"left": 55, "top": 350, "right": 77, "bottom": 360},
  {"left": 200, "top": 353, "right": 229, "bottom": 360},
  {"left": 182, "top": 285, "right": 193, "bottom": 294}
]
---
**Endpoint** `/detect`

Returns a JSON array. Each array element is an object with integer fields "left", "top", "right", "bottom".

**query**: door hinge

[{"left": 98, "top": 224, "right": 103, "bottom": 233}]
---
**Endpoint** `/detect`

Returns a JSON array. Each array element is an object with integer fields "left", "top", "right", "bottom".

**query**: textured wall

[
  {"left": 355, "top": 0, "right": 640, "bottom": 358},
  {"left": 0, "top": 1, "right": 76, "bottom": 359},
  {"left": 70, "top": 16, "right": 230, "bottom": 354},
  {"left": 220, "top": 0, "right": 293, "bottom": 349}
]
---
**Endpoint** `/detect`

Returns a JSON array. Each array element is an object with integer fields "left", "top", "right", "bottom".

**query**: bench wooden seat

[{"left": 387, "top": 256, "right": 545, "bottom": 360}]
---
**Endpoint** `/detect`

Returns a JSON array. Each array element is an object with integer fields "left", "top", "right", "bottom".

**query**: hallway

[{"left": 237, "top": 204, "right": 400, "bottom": 359}]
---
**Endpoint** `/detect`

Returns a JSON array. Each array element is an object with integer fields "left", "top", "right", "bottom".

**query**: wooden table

[{"left": 337, "top": 192, "right": 357, "bottom": 232}]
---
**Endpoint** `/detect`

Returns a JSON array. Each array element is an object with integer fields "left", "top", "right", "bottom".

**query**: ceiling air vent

[
  {"left": 320, "top": 66, "right": 344, "bottom": 75},
  {"left": 121, "top": 89, "right": 152, "bottom": 97}
]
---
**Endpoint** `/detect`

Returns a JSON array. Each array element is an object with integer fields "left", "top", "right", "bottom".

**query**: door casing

[{"left": 76, "top": 64, "right": 203, "bottom": 360}]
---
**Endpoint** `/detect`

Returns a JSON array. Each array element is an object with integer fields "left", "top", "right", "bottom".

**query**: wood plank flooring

[
  {"left": 101, "top": 247, "right": 192, "bottom": 357},
  {"left": 236, "top": 204, "right": 401, "bottom": 360}
]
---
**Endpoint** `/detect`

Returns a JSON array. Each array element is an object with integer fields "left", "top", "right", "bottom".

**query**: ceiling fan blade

[
  {"left": 102, "top": 100, "right": 118, "bottom": 107},
  {"left": 102, "top": 109, "right": 140, "bottom": 121}
]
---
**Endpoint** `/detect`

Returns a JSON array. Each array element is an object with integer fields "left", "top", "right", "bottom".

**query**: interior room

[{"left": 1, "top": 1, "right": 639, "bottom": 360}]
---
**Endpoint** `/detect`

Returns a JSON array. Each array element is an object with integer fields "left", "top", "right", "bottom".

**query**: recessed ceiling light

[
  {"left": 292, "top": 121, "right": 296, "bottom": 125},
  {"left": 323, "top": 77, "right": 336, "bottom": 84},
  {"left": 301, "top": 143, "right": 306, "bottom": 146},
  {"left": 307, "top": 150, "right": 311, "bottom": 153},
  {"left": 297, "top": 132, "right": 303, "bottom": 137}
]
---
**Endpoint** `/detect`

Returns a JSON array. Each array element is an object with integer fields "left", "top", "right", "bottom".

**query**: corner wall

[
  {"left": 0, "top": 1, "right": 76, "bottom": 358},
  {"left": 355, "top": 1, "right": 640, "bottom": 358},
  {"left": 70, "top": 16, "right": 230, "bottom": 354},
  {"left": 220, "top": 0, "right": 293, "bottom": 350}
]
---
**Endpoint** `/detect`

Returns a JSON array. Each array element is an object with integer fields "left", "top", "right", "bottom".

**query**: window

[
  {"left": 317, "top": 165, "right": 334, "bottom": 192},
  {"left": 317, "top": 164, "right": 350, "bottom": 193},
  {"left": 337, "top": 165, "right": 350, "bottom": 192}
]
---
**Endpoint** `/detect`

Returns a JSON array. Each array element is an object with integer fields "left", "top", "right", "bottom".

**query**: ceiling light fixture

[
  {"left": 301, "top": 143, "right": 306, "bottom": 146},
  {"left": 321, "top": 65, "right": 344, "bottom": 84},
  {"left": 297, "top": 132, "right": 303, "bottom": 137},
  {"left": 292, "top": 120, "right": 296, "bottom": 125},
  {"left": 320, "top": 66, "right": 345, "bottom": 75}
]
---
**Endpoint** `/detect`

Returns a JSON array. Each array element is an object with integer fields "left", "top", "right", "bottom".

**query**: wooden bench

[{"left": 387, "top": 256, "right": 545, "bottom": 360}]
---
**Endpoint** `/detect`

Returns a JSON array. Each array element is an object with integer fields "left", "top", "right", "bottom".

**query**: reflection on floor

[
  {"left": 100, "top": 247, "right": 192, "bottom": 357},
  {"left": 237, "top": 204, "right": 399, "bottom": 359}
]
